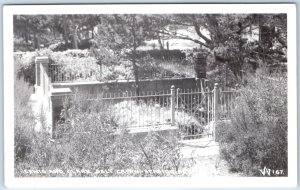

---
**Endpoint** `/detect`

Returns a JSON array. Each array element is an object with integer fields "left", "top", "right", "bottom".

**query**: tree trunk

[
  {"left": 25, "top": 20, "right": 29, "bottom": 43},
  {"left": 132, "top": 55, "right": 140, "bottom": 96},
  {"left": 53, "top": 28, "right": 56, "bottom": 39},
  {"left": 33, "top": 32, "right": 40, "bottom": 50},
  {"left": 158, "top": 34, "right": 164, "bottom": 50},
  {"left": 91, "top": 26, "right": 94, "bottom": 39},
  {"left": 63, "top": 30, "right": 69, "bottom": 45},
  {"left": 132, "top": 16, "right": 140, "bottom": 96},
  {"left": 71, "top": 26, "right": 79, "bottom": 49}
]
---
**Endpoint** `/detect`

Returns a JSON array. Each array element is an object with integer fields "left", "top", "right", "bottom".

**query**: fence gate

[
  {"left": 176, "top": 84, "right": 237, "bottom": 140},
  {"left": 176, "top": 87, "right": 214, "bottom": 140}
]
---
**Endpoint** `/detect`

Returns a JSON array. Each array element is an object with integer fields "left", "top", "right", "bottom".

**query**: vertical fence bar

[
  {"left": 171, "top": 85, "right": 175, "bottom": 126},
  {"left": 213, "top": 83, "right": 219, "bottom": 141},
  {"left": 207, "top": 91, "right": 210, "bottom": 123}
]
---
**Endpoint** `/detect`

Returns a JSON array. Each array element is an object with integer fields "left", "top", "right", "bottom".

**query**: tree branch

[
  {"left": 173, "top": 35, "right": 210, "bottom": 49},
  {"left": 156, "top": 30, "right": 210, "bottom": 49},
  {"left": 191, "top": 18, "right": 211, "bottom": 44}
]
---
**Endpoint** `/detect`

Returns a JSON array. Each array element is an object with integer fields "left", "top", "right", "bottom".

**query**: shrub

[
  {"left": 136, "top": 49, "right": 186, "bottom": 61},
  {"left": 49, "top": 41, "right": 73, "bottom": 51},
  {"left": 15, "top": 90, "right": 190, "bottom": 177},
  {"left": 14, "top": 52, "right": 38, "bottom": 85},
  {"left": 14, "top": 47, "right": 193, "bottom": 84},
  {"left": 53, "top": 94, "right": 190, "bottom": 177},
  {"left": 217, "top": 71, "right": 287, "bottom": 176}
]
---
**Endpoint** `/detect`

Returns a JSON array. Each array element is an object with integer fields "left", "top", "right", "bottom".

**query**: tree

[
  {"left": 155, "top": 14, "right": 287, "bottom": 82},
  {"left": 48, "top": 15, "right": 102, "bottom": 50},
  {"left": 14, "top": 15, "right": 53, "bottom": 50},
  {"left": 93, "top": 14, "right": 156, "bottom": 95}
]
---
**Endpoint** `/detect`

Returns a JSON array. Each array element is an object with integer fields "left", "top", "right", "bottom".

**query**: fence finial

[
  {"left": 214, "top": 83, "right": 219, "bottom": 89},
  {"left": 213, "top": 82, "right": 220, "bottom": 142}
]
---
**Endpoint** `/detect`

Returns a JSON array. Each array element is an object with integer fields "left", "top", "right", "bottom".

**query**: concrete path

[{"left": 179, "top": 138, "right": 242, "bottom": 177}]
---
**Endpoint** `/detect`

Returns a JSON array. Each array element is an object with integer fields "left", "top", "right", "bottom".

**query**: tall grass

[{"left": 14, "top": 63, "right": 36, "bottom": 174}]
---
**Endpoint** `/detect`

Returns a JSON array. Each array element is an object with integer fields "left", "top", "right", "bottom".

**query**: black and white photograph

[{"left": 3, "top": 4, "right": 297, "bottom": 188}]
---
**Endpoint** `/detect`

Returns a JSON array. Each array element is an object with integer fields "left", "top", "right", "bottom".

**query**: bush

[
  {"left": 14, "top": 48, "right": 193, "bottom": 84},
  {"left": 217, "top": 72, "right": 287, "bottom": 176},
  {"left": 136, "top": 49, "right": 186, "bottom": 61},
  {"left": 14, "top": 52, "right": 38, "bottom": 85},
  {"left": 49, "top": 41, "right": 73, "bottom": 51},
  {"left": 15, "top": 90, "right": 190, "bottom": 177}
]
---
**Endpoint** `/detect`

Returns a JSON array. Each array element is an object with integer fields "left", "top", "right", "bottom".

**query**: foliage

[
  {"left": 14, "top": 52, "right": 37, "bottom": 85},
  {"left": 14, "top": 63, "right": 36, "bottom": 173},
  {"left": 48, "top": 41, "right": 73, "bottom": 51},
  {"left": 161, "top": 14, "right": 287, "bottom": 82},
  {"left": 14, "top": 47, "right": 196, "bottom": 85},
  {"left": 14, "top": 15, "right": 54, "bottom": 50},
  {"left": 135, "top": 49, "right": 186, "bottom": 60},
  {"left": 14, "top": 14, "right": 287, "bottom": 87},
  {"left": 15, "top": 89, "right": 191, "bottom": 177},
  {"left": 14, "top": 15, "right": 102, "bottom": 51},
  {"left": 217, "top": 71, "right": 287, "bottom": 176},
  {"left": 14, "top": 49, "right": 94, "bottom": 84}
]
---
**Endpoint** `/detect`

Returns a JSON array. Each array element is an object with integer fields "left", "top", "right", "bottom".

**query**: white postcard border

[{"left": 3, "top": 4, "right": 297, "bottom": 188}]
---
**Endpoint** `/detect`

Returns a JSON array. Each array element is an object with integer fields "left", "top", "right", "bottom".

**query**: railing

[
  {"left": 87, "top": 89, "right": 173, "bottom": 128},
  {"left": 219, "top": 90, "right": 237, "bottom": 119},
  {"left": 84, "top": 84, "right": 237, "bottom": 140},
  {"left": 49, "top": 59, "right": 195, "bottom": 83},
  {"left": 176, "top": 88, "right": 214, "bottom": 139},
  {"left": 49, "top": 63, "right": 97, "bottom": 83},
  {"left": 38, "top": 57, "right": 238, "bottom": 140}
]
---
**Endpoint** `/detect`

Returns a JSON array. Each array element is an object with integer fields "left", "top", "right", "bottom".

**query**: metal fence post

[
  {"left": 171, "top": 85, "right": 175, "bottom": 126},
  {"left": 176, "top": 88, "right": 180, "bottom": 108},
  {"left": 213, "top": 83, "right": 219, "bottom": 141},
  {"left": 207, "top": 87, "right": 211, "bottom": 123},
  {"left": 99, "top": 63, "right": 102, "bottom": 80}
]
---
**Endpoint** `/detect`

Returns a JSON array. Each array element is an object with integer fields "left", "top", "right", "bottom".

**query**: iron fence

[
  {"left": 87, "top": 90, "right": 173, "bottom": 128},
  {"left": 49, "top": 59, "right": 195, "bottom": 83},
  {"left": 84, "top": 85, "right": 237, "bottom": 140}
]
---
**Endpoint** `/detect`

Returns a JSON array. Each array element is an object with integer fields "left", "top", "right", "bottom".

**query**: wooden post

[
  {"left": 213, "top": 83, "right": 219, "bottom": 141},
  {"left": 171, "top": 85, "right": 175, "bottom": 126}
]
